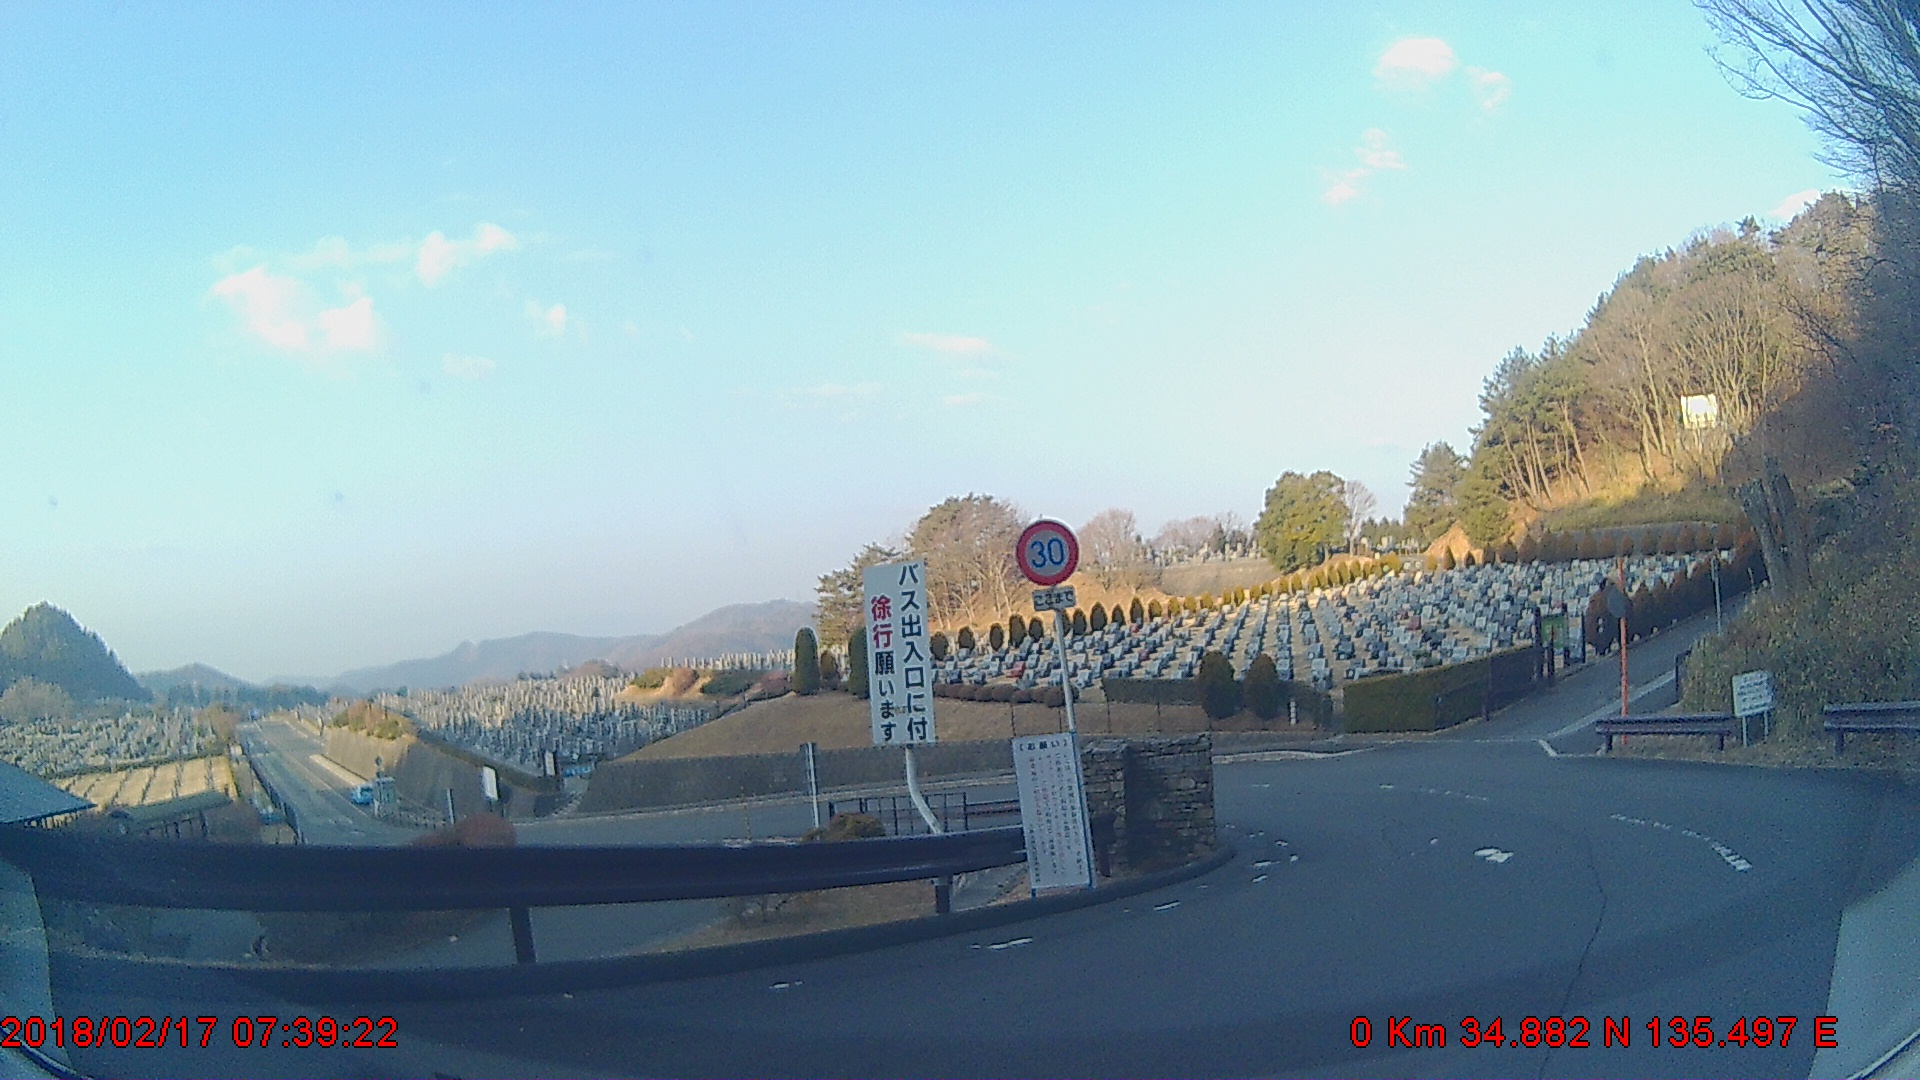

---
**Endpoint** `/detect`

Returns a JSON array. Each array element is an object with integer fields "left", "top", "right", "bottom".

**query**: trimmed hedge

[{"left": 1342, "top": 645, "right": 1541, "bottom": 733}]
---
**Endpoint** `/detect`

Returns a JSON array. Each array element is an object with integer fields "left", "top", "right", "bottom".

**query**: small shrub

[
  {"left": 957, "top": 627, "right": 976, "bottom": 651},
  {"left": 1089, "top": 604, "right": 1109, "bottom": 632},
  {"left": 802, "top": 812, "right": 885, "bottom": 842},
  {"left": 792, "top": 629, "right": 821, "bottom": 695},
  {"left": 1197, "top": 651, "right": 1241, "bottom": 719},
  {"left": 849, "top": 631, "right": 869, "bottom": 699},
  {"left": 1071, "top": 608, "right": 1089, "bottom": 635},
  {"left": 929, "top": 632, "right": 950, "bottom": 662},
  {"left": 1243, "top": 654, "right": 1281, "bottom": 721},
  {"left": 988, "top": 623, "right": 1005, "bottom": 651},
  {"left": 630, "top": 668, "right": 669, "bottom": 690},
  {"left": 1130, "top": 597, "right": 1146, "bottom": 624},
  {"left": 701, "top": 669, "right": 764, "bottom": 696}
]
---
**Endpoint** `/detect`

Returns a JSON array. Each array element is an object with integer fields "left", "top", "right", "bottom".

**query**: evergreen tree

[
  {"left": 1008, "top": 614, "right": 1027, "bottom": 648},
  {"left": 848, "top": 630, "right": 870, "bottom": 698},
  {"left": 819, "top": 647, "right": 843, "bottom": 688},
  {"left": 957, "top": 626, "right": 976, "bottom": 651},
  {"left": 1071, "top": 609, "right": 1089, "bottom": 635},
  {"left": 1129, "top": 597, "right": 1146, "bottom": 624},
  {"left": 1148, "top": 599, "right": 1165, "bottom": 619},
  {"left": 792, "top": 628, "right": 821, "bottom": 695},
  {"left": 929, "top": 632, "right": 950, "bottom": 662},
  {"left": 1243, "top": 654, "right": 1282, "bottom": 721},
  {"left": 1089, "top": 604, "right": 1109, "bottom": 632},
  {"left": 1197, "top": 651, "right": 1241, "bottom": 719},
  {"left": 988, "top": 623, "right": 1005, "bottom": 651}
]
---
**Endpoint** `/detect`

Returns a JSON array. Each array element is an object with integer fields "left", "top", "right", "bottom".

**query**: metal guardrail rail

[
  {"left": 1594, "top": 713, "right": 1739, "bottom": 752},
  {"left": 1823, "top": 701, "right": 1920, "bottom": 752},
  {"left": 0, "top": 825, "right": 1028, "bottom": 964}
]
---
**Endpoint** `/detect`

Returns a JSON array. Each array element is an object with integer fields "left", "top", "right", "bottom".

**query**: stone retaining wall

[{"left": 1082, "top": 734, "right": 1216, "bottom": 874}]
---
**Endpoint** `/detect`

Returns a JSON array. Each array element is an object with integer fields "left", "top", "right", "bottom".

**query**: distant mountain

[
  {"left": 0, "top": 603, "right": 149, "bottom": 703},
  {"left": 135, "top": 663, "right": 330, "bottom": 711},
  {"left": 321, "top": 599, "right": 813, "bottom": 693},
  {"left": 138, "top": 662, "right": 252, "bottom": 695}
]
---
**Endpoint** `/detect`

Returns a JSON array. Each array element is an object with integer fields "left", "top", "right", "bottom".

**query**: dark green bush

[
  {"left": 791, "top": 629, "right": 820, "bottom": 696},
  {"left": 1243, "top": 654, "right": 1281, "bottom": 721},
  {"left": 1197, "top": 651, "right": 1241, "bottom": 719}
]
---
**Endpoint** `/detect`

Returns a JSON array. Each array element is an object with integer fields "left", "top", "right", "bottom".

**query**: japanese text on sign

[
  {"left": 863, "top": 561, "right": 936, "bottom": 746},
  {"left": 1012, "top": 734, "right": 1093, "bottom": 891}
]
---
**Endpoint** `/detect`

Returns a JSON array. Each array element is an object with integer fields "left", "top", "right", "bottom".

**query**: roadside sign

[
  {"left": 1733, "top": 670, "right": 1774, "bottom": 718},
  {"left": 480, "top": 765, "right": 499, "bottom": 803},
  {"left": 863, "top": 561, "right": 935, "bottom": 746},
  {"left": 1017, "top": 520, "right": 1079, "bottom": 586},
  {"left": 1032, "top": 585, "right": 1077, "bottom": 612},
  {"left": 1012, "top": 733, "right": 1094, "bottom": 891}
]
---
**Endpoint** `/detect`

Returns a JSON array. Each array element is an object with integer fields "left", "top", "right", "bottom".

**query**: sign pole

[
  {"left": 1618, "top": 555, "right": 1630, "bottom": 717},
  {"left": 1053, "top": 608, "right": 1077, "bottom": 736},
  {"left": 903, "top": 745, "right": 941, "bottom": 833}
]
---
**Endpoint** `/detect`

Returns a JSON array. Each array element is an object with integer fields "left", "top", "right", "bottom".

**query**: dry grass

[
  {"left": 622, "top": 690, "right": 1295, "bottom": 761},
  {"left": 1609, "top": 728, "right": 1920, "bottom": 773},
  {"left": 655, "top": 881, "right": 942, "bottom": 950}
]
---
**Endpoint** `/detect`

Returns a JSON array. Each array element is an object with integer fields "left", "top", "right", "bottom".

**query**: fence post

[{"left": 509, "top": 906, "right": 537, "bottom": 964}]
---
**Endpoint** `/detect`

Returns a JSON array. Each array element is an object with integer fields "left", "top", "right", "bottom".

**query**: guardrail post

[
  {"left": 509, "top": 906, "right": 537, "bottom": 964},
  {"left": 933, "top": 874, "right": 953, "bottom": 915}
]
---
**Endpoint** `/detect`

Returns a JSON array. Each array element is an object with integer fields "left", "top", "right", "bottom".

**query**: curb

[{"left": 50, "top": 845, "right": 1236, "bottom": 1004}]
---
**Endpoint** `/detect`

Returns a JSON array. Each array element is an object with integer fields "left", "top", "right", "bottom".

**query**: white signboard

[
  {"left": 480, "top": 765, "right": 499, "bottom": 803},
  {"left": 1680, "top": 393, "right": 1721, "bottom": 430},
  {"left": 1032, "top": 585, "right": 1077, "bottom": 612},
  {"left": 1012, "top": 733, "right": 1094, "bottom": 891},
  {"left": 1733, "top": 670, "right": 1774, "bottom": 718},
  {"left": 863, "top": 561, "right": 935, "bottom": 746}
]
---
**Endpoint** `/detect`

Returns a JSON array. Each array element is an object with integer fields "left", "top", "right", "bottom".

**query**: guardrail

[
  {"left": 1595, "top": 713, "right": 1738, "bottom": 752},
  {"left": 0, "top": 825, "right": 1026, "bottom": 964},
  {"left": 1823, "top": 701, "right": 1920, "bottom": 752}
]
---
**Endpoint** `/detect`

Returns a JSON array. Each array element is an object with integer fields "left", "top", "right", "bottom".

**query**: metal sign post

[
  {"left": 1612, "top": 556, "right": 1631, "bottom": 716},
  {"left": 1015, "top": 520, "right": 1094, "bottom": 891}
]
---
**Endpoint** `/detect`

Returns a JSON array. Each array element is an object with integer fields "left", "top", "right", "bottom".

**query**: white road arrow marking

[{"left": 1475, "top": 847, "right": 1514, "bottom": 864}]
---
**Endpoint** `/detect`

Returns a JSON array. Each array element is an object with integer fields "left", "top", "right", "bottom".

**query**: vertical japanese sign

[
  {"left": 1012, "top": 734, "right": 1094, "bottom": 891},
  {"left": 863, "top": 561, "right": 935, "bottom": 746}
]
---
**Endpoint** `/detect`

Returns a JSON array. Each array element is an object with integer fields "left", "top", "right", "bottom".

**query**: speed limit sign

[{"left": 1017, "top": 519, "right": 1079, "bottom": 586}]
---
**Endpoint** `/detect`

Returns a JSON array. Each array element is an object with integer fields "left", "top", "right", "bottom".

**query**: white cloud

[
  {"left": 900, "top": 331, "right": 995, "bottom": 355},
  {"left": 210, "top": 266, "right": 383, "bottom": 355},
  {"left": 417, "top": 222, "right": 519, "bottom": 286},
  {"left": 1466, "top": 67, "right": 1513, "bottom": 112},
  {"left": 210, "top": 266, "right": 313, "bottom": 350},
  {"left": 1320, "top": 130, "right": 1408, "bottom": 206},
  {"left": 315, "top": 295, "right": 380, "bottom": 351},
  {"left": 527, "top": 300, "right": 569, "bottom": 337},
  {"left": 442, "top": 353, "right": 497, "bottom": 379},
  {"left": 1374, "top": 37, "right": 1458, "bottom": 89},
  {"left": 1356, "top": 128, "right": 1406, "bottom": 171},
  {"left": 1769, "top": 188, "right": 1822, "bottom": 219}
]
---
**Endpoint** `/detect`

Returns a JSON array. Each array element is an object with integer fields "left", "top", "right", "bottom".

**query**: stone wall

[
  {"left": 322, "top": 728, "right": 552, "bottom": 821},
  {"left": 1081, "top": 734, "right": 1215, "bottom": 874}
]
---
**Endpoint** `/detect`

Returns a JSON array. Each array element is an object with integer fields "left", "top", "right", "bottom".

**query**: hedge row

[
  {"left": 1342, "top": 645, "right": 1541, "bottom": 733},
  {"left": 932, "top": 682, "right": 1067, "bottom": 707}
]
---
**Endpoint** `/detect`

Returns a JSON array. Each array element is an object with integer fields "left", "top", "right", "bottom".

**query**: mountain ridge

[{"left": 297, "top": 599, "right": 813, "bottom": 693}]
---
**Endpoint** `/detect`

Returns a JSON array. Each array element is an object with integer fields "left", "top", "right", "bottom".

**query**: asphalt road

[
  {"left": 57, "top": 601, "right": 1920, "bottom": 1078},
  {"left": 240, "top": 718, "right": 413, "bottom": 847}
]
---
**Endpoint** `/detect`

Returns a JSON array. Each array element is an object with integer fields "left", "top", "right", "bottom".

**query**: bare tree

[
  {"left": 1341, "top": 480, "right": 1378, "bottom": 551},
  {"left": 1701, "top": 0, "right": 1920, "bottom": 187},
  {"left": 1079, "top": 508, "right": 1152, "bottom": 588},
  {"left": 907, "top": 494, "right": 1025, "bottom": 627}
]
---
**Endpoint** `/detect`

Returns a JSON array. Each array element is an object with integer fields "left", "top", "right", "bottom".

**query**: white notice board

[
  {"left": 863, "top": 561, "right": 935, "bottom": 745},
  {"left": 1732, "top": 670, "right": 1774, "bottom": 718},
  {"left": 1012, "top": 733, "right": 1094, "bottom": 891}
]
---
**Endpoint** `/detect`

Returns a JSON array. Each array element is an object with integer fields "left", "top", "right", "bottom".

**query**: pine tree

[
  {"left": 792, "top": 628, "right": 821, "bottom": 695},
  {"left": 929, "top": 631, "right": 950, "bottom": 662},
  {"left": 1007, "top": 614, "right": 1027, "bottom": 648},
  {"left": 1243, "top": 653, "right": 1282, "bottom": 721},
  {"left": 1130, "top": 597, "right": 1146, "bottom": 624},
  {"left": 1071, "top": 609, "right": 1089, "bottom": 636},
  {"left": 988, "top": 623, "right": 1005, "bottom": 651},
  {"left": 1089, "top": 604, "right": 1109, "bottom": 632},
  {"left": 957, "top": 626, "right": 976, "bottom": 651}
]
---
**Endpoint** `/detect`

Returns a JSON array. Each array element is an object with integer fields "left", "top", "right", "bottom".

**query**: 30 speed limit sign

[{"left": 1017, "top": 519, "right": 1079, "bottom": 586}]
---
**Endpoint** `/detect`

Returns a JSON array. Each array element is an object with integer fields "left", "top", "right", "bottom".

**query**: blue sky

[{"left": 0, "top": 3, "right": 1842, "bottom": 681}]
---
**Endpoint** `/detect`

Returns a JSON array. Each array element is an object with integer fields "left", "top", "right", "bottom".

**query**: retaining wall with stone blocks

[{"left": 1081, "top": 733, "right": 1216, "bottom": 874}]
